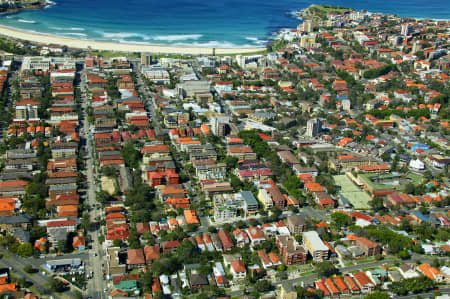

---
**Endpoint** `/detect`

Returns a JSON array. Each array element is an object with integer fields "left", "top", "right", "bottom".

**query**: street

[
  {"left": 80, "top": 67, "right": 107, "bottom": 299},
  {"left": 225, "top": 255, "right": 449, "bottom": 297},
  {"left": 0, "top": 254, "right": 61, "bottom": 299}
]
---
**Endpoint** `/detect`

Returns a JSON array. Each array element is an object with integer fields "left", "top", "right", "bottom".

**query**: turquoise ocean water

[{"left": 0, "top": 0, "right": 449, "bottom": 48}]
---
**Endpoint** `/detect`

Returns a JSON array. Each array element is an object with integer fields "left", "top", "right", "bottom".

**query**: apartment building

[{"left": 303, "top": 231, "right": 329, "bottom": 262}]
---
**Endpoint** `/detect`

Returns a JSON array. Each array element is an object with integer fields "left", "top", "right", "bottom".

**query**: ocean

[{"left": 0, "top": 0, "right": 449, "bottom": 48}]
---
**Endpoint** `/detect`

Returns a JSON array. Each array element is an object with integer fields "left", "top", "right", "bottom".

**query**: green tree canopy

[
  {"left": 365, "top": 291, "right": 390, "bottom": 299},
  {"left": 16, "top": 243, "right": 34, "bottom": 257},
  {"left": 315, "top": 261, "right": 339, "bottom": 278},
  {"left": 121, "top": 143, "right": 142, "bottom": 169},
  {"left": 331, "top": 212, "right": 352, "bottom": 228}
]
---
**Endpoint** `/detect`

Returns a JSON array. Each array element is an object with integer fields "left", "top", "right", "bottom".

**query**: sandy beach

[{"left": 0, "top": 25, "right": 266, "bottom": 55}]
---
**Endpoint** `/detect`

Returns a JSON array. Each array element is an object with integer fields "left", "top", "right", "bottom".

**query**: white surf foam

[
  {"left": 17, "top": 19, "right": 36, "bottom": 24},
  {"left": 99, "top": 31, "right": 151, "bottom": 40},
  {"left": 50, "top": 26, "right": 85, "bottom": 31},
  {"left": 63, "top": 32, "right": 88, "bottom": 37},
  {"left": 152, "top": 34, "right": 203, "bottom": 41}
]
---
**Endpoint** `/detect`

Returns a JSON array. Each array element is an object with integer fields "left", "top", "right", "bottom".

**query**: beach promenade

[{"left": 0, "top": 25, "right": 266, "bottom": 55}]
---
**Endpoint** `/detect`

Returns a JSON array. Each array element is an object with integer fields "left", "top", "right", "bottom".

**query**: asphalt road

[
  {"left": 226, "top": 255, "right": 448, "bottom": 297},
  {"left": 395, "top": 288, "right": 450, "bottom": 299},
  {"left": 81, "top": 68, "right": 107, "bottom": 299},
  {"left": 0, "top": 254, "right": 62, "bottom": 299}
]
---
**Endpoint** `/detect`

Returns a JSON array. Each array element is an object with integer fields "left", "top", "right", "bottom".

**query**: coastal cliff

[
  {"left": 0, "top": 0, "right": 48, "bottom": 14},
  {"left": 300, "top": 4, "right": 354, "bottom": 20}
]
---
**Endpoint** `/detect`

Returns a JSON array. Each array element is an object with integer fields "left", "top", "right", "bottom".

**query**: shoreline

[
  {"left": 0, "top": 0, "right": 48, "bottom": 15},
  {"left": 0, "top": 24, "right": 267, "bottom": 55}
]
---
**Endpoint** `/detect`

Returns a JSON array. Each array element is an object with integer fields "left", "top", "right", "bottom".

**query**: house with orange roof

[
  {"left": 339, "top": 137, "right": 353, "bottom": 147},
  {"left": 144, "top": 245, "right": 160, "bottom": 265},
  {"left": 0, "top": 282, "right": 17, "bottom": 293},
  {"left": 246, "top": 227, "right": 266, "bottom": 245},
  {"left": 23, "top": 293, "right": 38, "bottom": 299},
  {"left": 257, "top": 250, "right": 272, "bottom": 269},
  {"left": 417, "top": 264, "right": 445, "bottom": 282},
  {"left": 0, "top": 198, "right": 16, "bottom": 216},
  {"left": 167, "top": 218, "right": 178, "bottom": 230},
  {"left": 0, "top": 180, "right": 28, "bottom": 197},
  {"left": 324, "top": 278, "right": 340, "bottom": 296},
  {"left": 230, "top": 260, "right": 246, "bottom": 279},
  {"left": 355, "top": 237, "right": 381, "bottom": 257},
  {"left": 344, "top": 275, "right": 360, "bottom": 293},
  {"left": 72, "top": 236, "right": 85, "bottom": 250},
  {"left": 376, "top": 215, "right": 400, "bottom": 226},
  {"left": 268, "top": 252, "right": 281, "bottom": 266},
  {"left": 352, "top": 272, "right": 375, "bottom": 293},
  {"left": 127, "top": 248, "right": 145, "bottom": 269},
  {"left": 57, "top": 205, "right": 78, "bottom": 217},
  {"left": 304, "top": 182, "right": 325, "bottom": 193},
  {"left": 184, "top": 210, "right": 199, "bottom": 224},
  {"left": 315, "top": 280, "right": 330, "bottom": 296},
  {"left": 333, "top": 276, "right": 350, "bottom": 294}
]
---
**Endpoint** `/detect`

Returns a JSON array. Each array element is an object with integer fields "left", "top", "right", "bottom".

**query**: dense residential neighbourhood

[{"left": 0, "top": 4, "right": 448, "bottom": 299}]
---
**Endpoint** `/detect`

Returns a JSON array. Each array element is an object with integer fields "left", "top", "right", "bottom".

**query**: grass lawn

[
  {"left": 287, "top": 265, "right": 299, "bottom": 271},
  {"left": 28, "top": 286, "right": 42, "bottom": 296},
  {"left": 407, "top": 173, "right": 422, "bottom": 185},
  {"left": 356, "top": 258, "right": 376, "bottom": 264},
  {"left": 344, "top": 261, "right": 354, "bottom": 266},
  {"left": 300, "top": 271, "right": 314, "bottom": 276}
]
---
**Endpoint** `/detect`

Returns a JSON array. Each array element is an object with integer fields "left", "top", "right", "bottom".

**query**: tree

[
  {"left": 224, "top": 156, "right": 238, "bottom": 171},
  {"left": 23, "top": 264, "right": 34, "bottom": 273},
  {"left": 81, "top": 211, "right": 91, "bottom": 232},
  {"left": 404, "top": 183, "right": 415, "bottom": 194},
  {"left": 127, "top": 229, "right": 141, "bottom": 249},
  {"left": 277, "top": 264, "right": 286, "bottom": 272},
  {"left": 331, "top": 212, "right": 352, "bottom": 228},
  {"left": 112, "top": 239, "right": 123, "bottom": 247},
  {"left": 48, "top": 277, "right": 66, "bottom": 292},
  {"left": 365, "top": 291, "right": 389, "bottom": 299},
  {"left": 121, "top": 143, "right": 142, "bottom": 169},
  {"left": 143, "top": 232, "right": 156, "bottom": 246},
  {"left": 390, "top": 276, "right": 435, "bottom": 295},
  {"left": 102, "top": 166, "right": 116, "bottom": 177},
  {"left": 176, "top": 239, "right": 196, "bottom": 263},
  {"left": 269, "top": 206, "right": 282, "bottom": 222},
  {"left": 315, "top": 261, "right": 339, "bottom": 278},
  {"left": 363, "top": 64, "right": 398, "bottom": 79},
  {"left": 16, "top": 243, "right": 34, "bottom": 257},
  {"left": 369, "top": 197, "right": 385, "bottom": 212},
  {"left": 297, "top": 286, "right": 323, "bottom": 298},
  {"left": 141, "top": 267, "right": 154, "bottom": 292},
  {"left": 255, "top": 279, "right": 271, "bottom": 292},
  {"left": 396, "top": 250, "right": 411, "bottom": 260}
]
